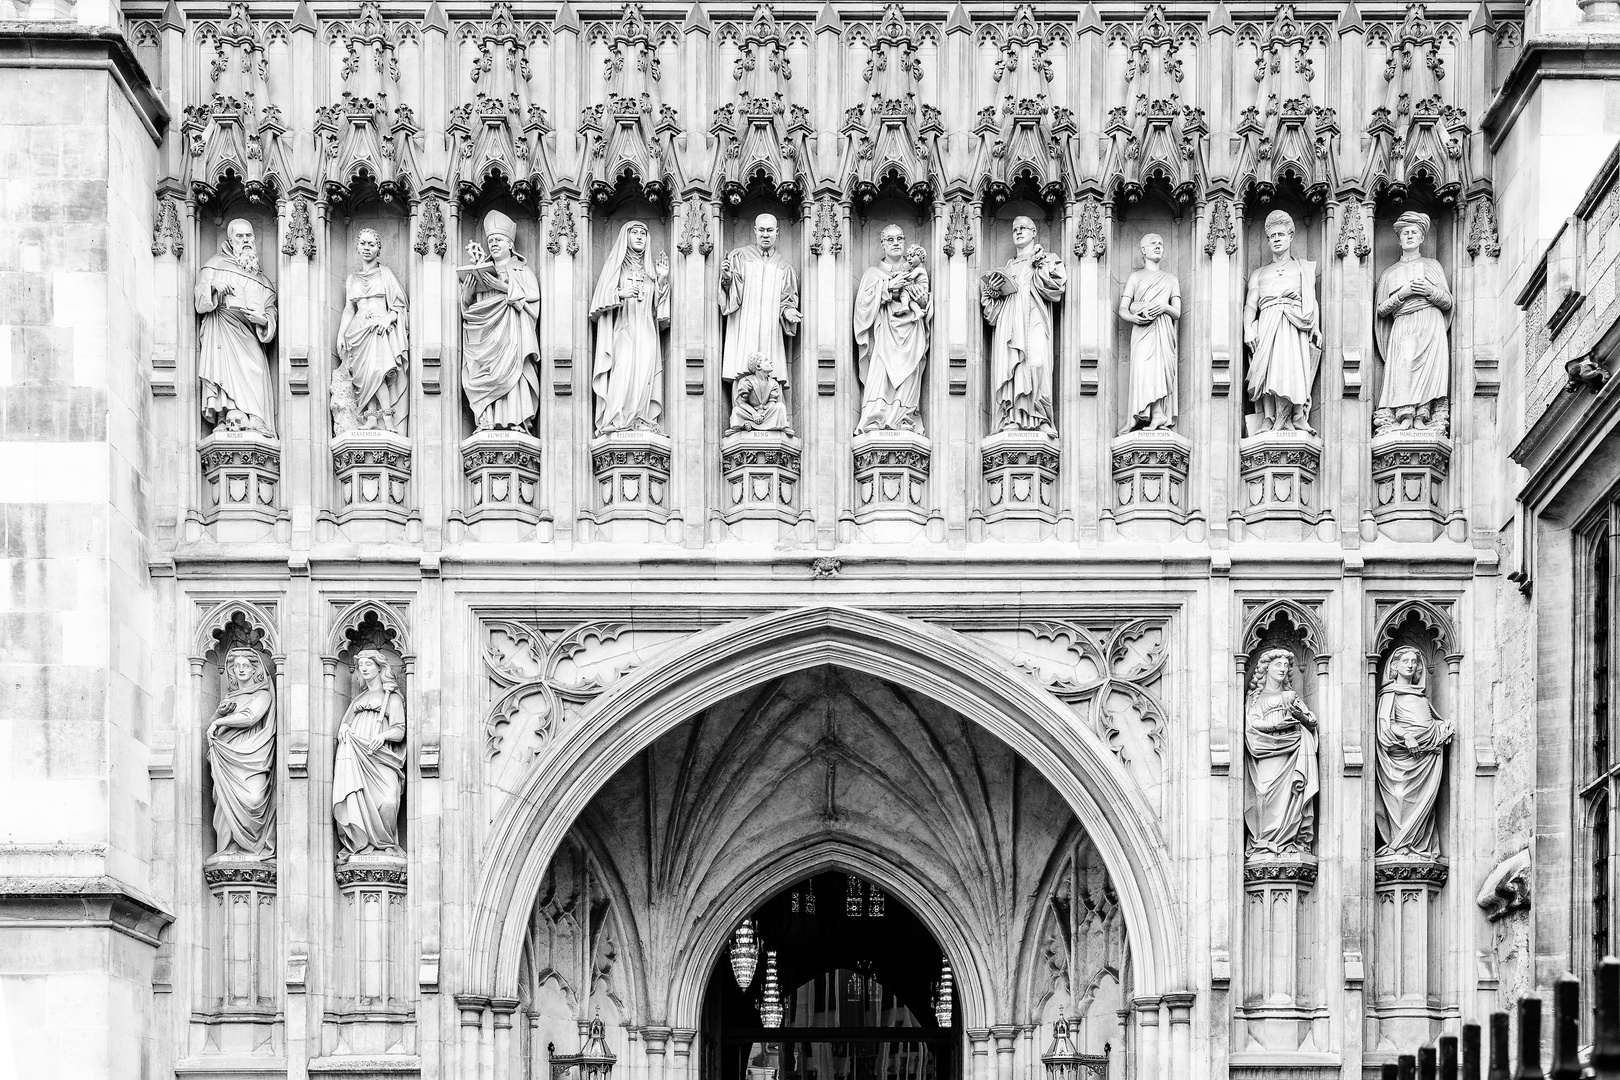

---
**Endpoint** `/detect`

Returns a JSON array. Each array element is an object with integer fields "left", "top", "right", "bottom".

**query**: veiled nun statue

[
  {"left": 1374, "top": 646, "right": 1454, "bottom": 859},
  {"left": 589, "top": 221, "right": 671, "bottom": 434}
]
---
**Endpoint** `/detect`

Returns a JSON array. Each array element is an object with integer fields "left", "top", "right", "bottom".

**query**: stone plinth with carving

[
  {"left": 199, "top": 430, "right": 280, "bottom": 527},
  {"left": 201, "top": 852, "right": 278, "bottom": 1030},
  {"left": 981, "top": 429, "right": 1059, "bottom": 539},
  {"left": 591, "top": 430, "right": 672, "bottom": 528},
  {"left": 1240, "top": 853, "right": 1318, "bottom": 1052},
  {"left": 461, "top": 429, "right": 543, "bottom": 524},
  {"left": 720, "top": 430, "right": 801, "bottom": 533},
  {"left": 1369, "top": 429, "right": 1450, "bottom": 542},
  {"left": 1238, "top": 430, "right": 1321, "bottom": 532},
  {"left": 1111, "top": 430, "right": 1191, "bottom": 528},
  {"left": 852, "top": 430, "right": 929, "bottom": 533},
  {"left": 331, "top": 429, "right": 411, "bottom": 525},
  {"left": 1370, "top": 856, "right": 1448, "bottom": 1054},
  {"left": 333, "top": 851, "right": 410, "bottom": 1030}
]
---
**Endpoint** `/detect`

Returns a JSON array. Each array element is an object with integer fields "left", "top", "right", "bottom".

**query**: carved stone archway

[{"left": 467, "top": 605, "right": 1187, "bottom": 1013}]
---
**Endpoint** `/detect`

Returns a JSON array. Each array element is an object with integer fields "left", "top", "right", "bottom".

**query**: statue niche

[
  {"left": 206, "top": 644, "right": 277, "bottom": 860},
  {"left": 333, "top": 647, "right": 407, "bottom": 860},
  {"left": 1374, "top": 644, "right": 1453, "bottom": 861},
  {"left": 1243, "top": 646, "right": 1319, "bottom": 857}
]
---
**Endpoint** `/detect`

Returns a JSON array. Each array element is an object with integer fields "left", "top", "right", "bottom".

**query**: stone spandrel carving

[
  {"left": 331, "top": 228, "right": 409, "bottom": 436},
  {"left": 589, "top": 221, "right": 670, "bottom": 435},
  {"left": 1117, "top": 233, "right": 1181, "bottom": 433},
  {"left": 719, "top": 213, "right": 802, "bottom": 383},
  {"left": 197, "top": 218, "right": 278, "bottom": 437},
  {"left": 207, "top": 646, "right": 276, "bottom": 856},
  {"left": 1374, "top": 646, "right": 1454, "bottom": 860},
  {"left": 1242, "top": 211, "right": 1321, "bottom": 435},
  {"left": 333, "top": 648, "right": 407, "bottom": 858},
  {"left": 459, "top": 209, "right": 541, "bottom": 432},
  {"left": 1374, "top": 211, "right": 1453, "bottom": 437},
  {"left": 853, "top": 224, "right": 931, "bottom": 435},
  {"left": 1244, "top": 648, "right": 1320, "bottom": 856},
  {"left": 980, "top": 215, "right": 1068, "bottom": 434},
  {"left": 726, "top": 352, "right": 794, "bottom": 437}
]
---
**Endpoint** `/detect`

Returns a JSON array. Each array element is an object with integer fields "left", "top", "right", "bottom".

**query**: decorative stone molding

[
  {"left": 852, "top": 430, "right": 928, "bottom": 528},
  {"left": 1098, "top": 5, "right": 1206, "bottom": 204},
  {"left": 590, "top": 430, "right": 672, "bottom": 524},
  {"left": 280, "top": 197, "right": 317, "bottom": 258},
  {"left": 202, "top": 857, "right": 277, "bottom": 888},
  {"left": 1334, "top": 202, "right": 1371, "bottom": 260},
  {"left": 1467, "top": 193, "right": 1501, "bottom": 259},
  {"left": 1369, "top": 429, "right": 1450, "bottom": 542},
  {"left": 1111, "top": 430, "right": 1190, "bottom": 527},
  {"left": 1242, "top": 854, "right": 1319, "bottom": 887},
  {"left": 720, "top": 430, "right": 801, "bottom": 527},
  {"left": 942, "top": 197, "right": 976, "bottom": 258},
  {"left": 461, "top": 429, "right": 543, "bottom": 524},
  {"left": 413, "top": 197, "right": 448, "bottom": 257},
  {"left": 677, "top": 196, "right": 713, "bottom": 257},
  {"left": 846, "top": 4, "right": 939, "bottom": 205},
  {"left": 151, "top": 195, "right": 184, "bottom": 257},
  {"left": 331, "top": 430, "right": 411, "bottom": 524},
  {"left": 199, "top": 430, "right": 281, "bottom": 524},
  {"left": 1233, "top": 5, "right": 1338, "bottom": 203},
  {"left": 335, "top": 852, "right": 407, "bottom": 889},
  {"left": 1203, "top": 196, "right": 1237, "bottom": 257},
  {"left": 1237, "top": 430, "right": 1320, "bottom": 531},
  {"left": 1373, "top": 856, "right": 1448, "bottom": 888},
  {"left": 981, "top": 429, "right": 1059, "bottom": 535}
]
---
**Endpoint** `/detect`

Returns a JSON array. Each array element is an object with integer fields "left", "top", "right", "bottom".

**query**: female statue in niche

[
  {"left": 1374, "top": 211, "right": 1453, "bottom": 437},
  {"left": 1374, "top": 645, "right": 1455, "bottom": 860},
  {"left": 1243, "top": 647, "right": 1320, "bottom": 855},
  {"left": 331, "top": 228, "right": 409, "bottom": 435},
  {"left": 207, "top": 647, "right": 276, "bottom": 856},
  {"left": 980, "top": 215, "right": 1068, "bottom": 434},
  {"left": 332, "top": 648, "right": 408, "bottom": 858},
  {"left": 853, "top": 224, "right": 931, "bottom": 434},
  {"left": 459, "top": 210, "right": 542, "bottom": 433},
  {"left": 1117, "top": 232, "right": 1181, "bottom": 433},
  {"left": 1243, "top": 211, "right": 1322, "bottom": 435},
  {"left": 589, "top": 221, "right": 671, "bottom": 435}
]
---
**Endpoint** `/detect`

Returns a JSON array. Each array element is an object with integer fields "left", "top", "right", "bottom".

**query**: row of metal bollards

[{"left": 1386, "top": 958, "right": 1620, "bottom": 1079}]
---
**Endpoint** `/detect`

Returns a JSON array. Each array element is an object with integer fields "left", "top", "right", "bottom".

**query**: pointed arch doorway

[{"left": 704, "top": 871, "right": 958, "bottom": 1080}]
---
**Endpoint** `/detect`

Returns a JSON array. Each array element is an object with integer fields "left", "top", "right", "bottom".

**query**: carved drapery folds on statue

[
  {"left": 981, "top": 216, "right": 1068, "bottom": 434},
  {"left": 1243, "top": 212, "right": 1321, "bottom": 436},
  {"left": 590, "top": 221, "right": 670, "bottom": 435},
  {"left": 333, "top": 649, "right": 408, "bottom": 859},
  {"left": 719, "top": 214, "right": 801, "bottom": 383},
  {"left": 198, "top": 219, "right": 278, "bottom": 437},
  {"left": 853, "top": 224, "right": 931, "bottom": 434},
  {"left": 1374, "top": 212, "right": 1452, "bottom": 436},
  {"left": 332, "top": 229, "right": 409, "bottom": 435},
  {"left": 1118, "top": 233, "right": 1181, "bottom": 433},
  {"left": 207, "top": 646, "right": 277, "bottom": 857},
  {"left": 460, "top": 210, "right": 541, "bottom": 432},
  {"left": 1243, "top": 648, "right": 1319, "bottom": 856},
  {"left": 726, "top": 353, "right": 793, "bottom": 436},
  {"left": 1374, "top": 646, "right": 1453, "bottom": 860}
]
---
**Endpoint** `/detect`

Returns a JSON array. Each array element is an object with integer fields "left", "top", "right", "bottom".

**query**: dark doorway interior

[{"left": 701, "top": 872, "right": 959, "bottom": 1080}]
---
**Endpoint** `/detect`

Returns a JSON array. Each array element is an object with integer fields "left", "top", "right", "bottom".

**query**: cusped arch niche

[{"left": 470, "top": 606, "right": 1185, "bottom": 1017}]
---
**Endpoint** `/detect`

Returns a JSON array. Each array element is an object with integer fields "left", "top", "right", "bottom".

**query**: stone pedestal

[
  {"left": 981, "top": 429, "right": 1059, "bottom": 540},
  {"left": 1238, "top": 430, "right": 1321, "bottom": 536},
  {"left": 1111, "top": 430, "right": 1191, "bottom": 529},
  {"left": 331, "top": 430, "right": 411, "bottom": 525},
  {"left": 199, "top": 430, "right": 280, "bottom": 526},
  {"left": 200, "top": 853, "right": 278, "bottom": 1033},
  {"left": 1371, "top": 856, "right": 1448, "bottom": 1053},
  {"left": 720, "top": 431, "right": 801, "bottom": 539},
  {"left": 1369, "top": 430, "right": 1451, "bottom": 542},
  {"left": 461, "top": 429, "right": 543, "bottom": 524},
  {"left": 591, "top": 430, "right": 672, "bottom": 532},
  {"left": 333, "top": 852, "right": 410, "bottom": 1030},
  {"left": 852, "top": 430, "right": 929, "bottom": 537},
  {"left": 1240, "top": 853, "right": 1318, "bottom": 1052}
]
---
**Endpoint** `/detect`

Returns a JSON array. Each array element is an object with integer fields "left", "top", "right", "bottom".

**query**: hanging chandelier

[
  {"left": 932, "top": 956, "right": 954, "bottom": 1027},
  {"left": 759, "top": 950, "right": 784, "bottom": 1028},
  {"left": 729, "top": 918, "right": 759, "bottom": 990}
]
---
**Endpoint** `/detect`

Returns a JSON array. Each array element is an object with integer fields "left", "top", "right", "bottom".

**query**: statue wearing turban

[
  {"left": 1243, "top": 210, "right": 1322, "bottom": 434},
  {"left": 1374, "top": 210, "right": 1453, "bottom": 435},
  {"left": 459, "top": 210, "right": 541, "bottom": 432}
]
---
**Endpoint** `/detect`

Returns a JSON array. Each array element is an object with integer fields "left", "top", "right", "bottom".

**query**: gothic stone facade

[{"left": 2, "top": 2, "right": 1616, "bottom": 1079}]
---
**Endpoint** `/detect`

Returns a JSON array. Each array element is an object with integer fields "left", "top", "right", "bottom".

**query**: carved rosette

[
  {"left": 1111, "top": 430, "right": 1191, "bottom": 526},
  {"left": 461, "top": 429, "right": 543, "bottom": 523},
  {"left": 720, "top": 430, "right": 801, "bottom": 526},
  {"left": 199, "top": 430, "right": 281, "bottom": 524},
  {"left": 1238, "top": 430, "right": 1321, "bottom": 528},
  {"left": 331, "top": 430, "right": 411, "bottom": 524},
  {"left": 1369, "top": 430, "right": 1451, "bottom": 542},
  {"left": 590, "top": 430, "right": 672, "bottom": 523},
  {"left": 981, "top": 429, "right": 1059, "bottom": 535},
  {"left": 852, "top": 430, "right": 929, "bottom": 526}
]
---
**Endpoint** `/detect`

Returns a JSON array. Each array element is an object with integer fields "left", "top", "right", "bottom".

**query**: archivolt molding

[
  {"left": 1240, "top": 596, "right": 1326, "bottom": 660},
  {"left": 466, "top": 605, "right": 1185, "bottom": 1008},
  {"left": 325, "top": 597, "right": 412, "bottom": 662},
  {"left": 193, "top": 597, "right": 281, "bottom": 662},
  {"left": 1370, "top": 596, "right": 1458, "bottom": 659}
]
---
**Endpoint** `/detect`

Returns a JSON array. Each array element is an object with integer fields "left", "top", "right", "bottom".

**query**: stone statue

[
  {"left": 719, "top": 213, "right": 802, "bottom": 383},
  {"left": 459, "top": 210, "right": 541, "bottom": 432},
  {"left": 853, "top": 224, "right": 931, "bottom": 434},
  {"left": 1374, "top": 646, "right": 1455, "bottom": 859},
  {"left": 1243, "top": 647, "right": 1320, "bottom": 855},
  {"left": 207, "top": 647, "right": 276, "bottom": 856},
  {"left": 725, "top": 352, "right": 794, "bottom": 436},
  {"left": 196, "top": 218, "right": 278, "bottom": 436},
  {"left": 589, "top": 220, "right": 671, "bottom": 434},
  {"left": 331, "top": 228, "right": 409, "bottom": 435},
  {"left": 1374, "top": 211, "right": 1453, "bottom": 436},
  {"left": 1117, "top": 233, "right": 1181, "bottom": 433},
  {"left": 1243, "top": 211, "right": 1322, "bottom": 434},
  {"left": 980, "top": 215, "right": 1068, "bottom": 433},
  {"left": 332, "top": 648, "right": 407, "bottom": 858}
]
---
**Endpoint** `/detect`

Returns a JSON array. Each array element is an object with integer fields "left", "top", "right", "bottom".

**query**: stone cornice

[
  {"left": 0, "top": 23, "right": 169, "bottom": 143},
  {"left": 1481, "top": 33, "right": 1620, "bottom": 152},
  {"left": 0, "top": 875, "right": 174, "bottom": 947}
]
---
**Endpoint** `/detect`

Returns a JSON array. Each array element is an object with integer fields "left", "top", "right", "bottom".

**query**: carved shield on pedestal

[
  {"left": 491, "top": 476, "right": 510, "bottom": 503},
  {"left": 228, "top": 475, "right": 249, "bottom": 504},
  {"left": 361, "top": 475, "right": 380, "bottom": 503}
]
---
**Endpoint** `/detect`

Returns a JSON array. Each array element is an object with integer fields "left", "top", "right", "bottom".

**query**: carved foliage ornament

[
  {"left": 809, "top": 197, "right": 842, "bottom": 257},
  {"left": 1467, "top": 194, "right": 1500, "bottom": 259},
  {"left": 678, "top": 197, "right": 714, "bottom": 257},
  {"left": 942, "top": 198, "right": 976, "bottom": 258},
  {"left": 1204, "top": 196, "right": 1237, "bottom": 257},
  {"left": 281, "top": 198, "right": 317, "bottom": 258},
  {"left": 414, "top": 198, "right": 448, "bottom": 257},
  {"left": 548, "top": 197, "right": 580, "bottom": 256},
  {"left": 152, "top": 196, "right": 185, "bottom": 257},
  {"left": 1072, "top": 197, "right": 1106, "bottom": 258},
  {"left": 1335, "top": 202, "right": 1371, "bottom": 260}
]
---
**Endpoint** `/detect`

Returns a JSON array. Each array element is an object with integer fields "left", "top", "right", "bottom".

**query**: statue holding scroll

[
  {"left": 459, "top": 210, "right": 541, "bottom": 432},
  {"left": 197, "top": 218, "right": 278, "bottom": 436}
]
